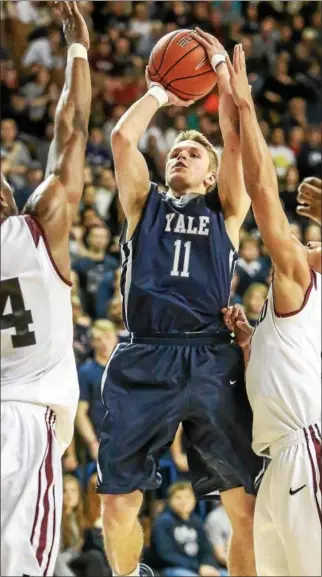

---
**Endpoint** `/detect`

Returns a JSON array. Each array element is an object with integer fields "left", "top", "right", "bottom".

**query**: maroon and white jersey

[
  {"left": 0, "top": 215, "right": 79, "bottom": 452},
  {"left": 246, "top": 269, "right": 321, "bottom": 456}
]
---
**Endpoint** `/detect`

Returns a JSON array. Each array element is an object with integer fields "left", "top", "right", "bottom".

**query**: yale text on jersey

[{"left": 165, "top": 213, "right": 210, "bottom": 236}]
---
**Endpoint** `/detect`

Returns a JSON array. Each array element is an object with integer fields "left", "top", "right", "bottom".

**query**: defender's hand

[
  {"left": 145, "top": 67, "right": 194, "bottom": 108},
  {"left": 297, "top": 177, "right": 322, "bottom": 225},
  {"left": 194, "top": 27, "right": 227, "bottom": 64},
  {"left": 57, "top": 1, "right": 90, "bottom": 50},
  {"left": 225, "top": 44, "right": 252, "bottom": 108},
  {"left": 222, "top": 305, "right": 253, "bottom": 348}
]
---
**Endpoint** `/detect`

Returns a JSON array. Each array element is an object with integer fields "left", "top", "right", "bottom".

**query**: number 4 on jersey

[{"left": 0, "top": 277, "right": 36, "bottom": 348}]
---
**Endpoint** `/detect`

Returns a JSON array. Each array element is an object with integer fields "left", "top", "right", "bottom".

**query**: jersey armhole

[
  {"left": 24, "top": 214, "right": 72, "bottom": 287},
  {"left": 273, "top": 268, "right": 316, "bottom": 318},
  {"left": 120, "top": 181, "right": 157, "bottom": 245}
]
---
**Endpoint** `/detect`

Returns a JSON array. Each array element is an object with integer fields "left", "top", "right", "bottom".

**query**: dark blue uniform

[{"left": 97, "top": 184, "right": 263, "bottom": 497}]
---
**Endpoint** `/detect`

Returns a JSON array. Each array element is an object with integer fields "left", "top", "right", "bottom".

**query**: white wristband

[
  {"left": 147, "top": 85, "right": 169, "bottom": 108},
  {"left": 211, "top": 53, "right": 227, "bottom": 72},
  {"left": 67, "top": 43, "right": 88, "bottom": 63}
]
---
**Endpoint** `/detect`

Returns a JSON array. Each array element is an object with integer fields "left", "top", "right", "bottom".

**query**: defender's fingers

[{"left": 225, "top": 54, "right": 235, "bottom": 76}]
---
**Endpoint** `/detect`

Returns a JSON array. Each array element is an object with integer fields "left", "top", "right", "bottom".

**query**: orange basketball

[{"left": 148, "top": 29, "right": 217, "bottom": 101}]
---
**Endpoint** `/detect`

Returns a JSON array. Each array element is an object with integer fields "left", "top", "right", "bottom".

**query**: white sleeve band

[
  {"left": 211, "top": 53, "right": 227, "bottom": 71},
  {"left": 147, "top": 85, "right": 169, "bottom": 108},
  {"left": 67, "top": 43, "right": 88, "bottom": 62}
]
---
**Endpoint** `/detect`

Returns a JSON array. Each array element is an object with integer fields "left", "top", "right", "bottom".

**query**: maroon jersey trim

[
  {"left": 24, "top": 215, "right": 72, "bottom": 287},
  {"left": 274, "top": 268, "right": 316, "bottom": 318}
]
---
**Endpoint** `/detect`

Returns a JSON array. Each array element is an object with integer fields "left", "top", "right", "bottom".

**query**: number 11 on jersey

[{"left": 171, "top": 240, "right": 191, "bottom": 278}]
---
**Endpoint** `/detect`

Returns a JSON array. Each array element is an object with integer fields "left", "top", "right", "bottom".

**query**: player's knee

[
  {"left": 221, "top": 488, "right": 256, "bottom": 531},
  {"left": 101, "top": 491, "right": 143, "bottom": 532}
]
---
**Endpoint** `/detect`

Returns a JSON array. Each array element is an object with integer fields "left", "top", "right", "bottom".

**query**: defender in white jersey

[
  {"left": 223, "top": 44, "right": 322, "bottom": 577},
  {"left": 0, "top": 3, "right": 91, "bottom": 576}
]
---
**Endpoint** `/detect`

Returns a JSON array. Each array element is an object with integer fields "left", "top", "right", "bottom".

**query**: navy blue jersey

[{"left": 120, "top": 183, "right": 238, "bottom": 333}]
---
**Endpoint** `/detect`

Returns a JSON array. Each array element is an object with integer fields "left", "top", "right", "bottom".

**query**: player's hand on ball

[
  {"left": 297, "top": 177, "right": 322, "bottom": 225},
  {"left": 194, "top": 27, "right": 227, "bottom": 62},
  {"left": 225, "top": 44, "right": 252, "bottom": 108},
  {"left": 222, "top": 305, "right": 253, "bottom": 348},
  {"left": 57, "top": 1, "right": 90, "bottom": 50},
  {"left": 145, "top": 67, "right": 194, "bottom": 108}
]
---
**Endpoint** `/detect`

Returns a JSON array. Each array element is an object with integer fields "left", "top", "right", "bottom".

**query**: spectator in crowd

[
  {"left": 22, "top": 25, "right": 65, "bottom": 70},
  {"left": 1, "top": 118, "right": 31, "bottom": 188},
  {"left": 72, "top": 224, "right": 118, "bottom": 318},
  {"left": 205, "top": 500, "right": 231, "bottom": 577},
  {"left": 86, "top": 127, "right": 112, "bottom": 169},
  {"left": 279, "top": 166, "right": 300, "bottom": 222},
  {"left": 55, "top": 474, "right": 109, "bottom": 577},
  {"left": 76, "top": 320, "right": 117, "bottom": 462},
  {"left": 14, "top": 160, "right": 43, "bottom": 211},
  {"left": 297, "top": 125, "right": 322, "bottom": 180},
  {"left": 83, "top": 473, "right": 111, "bottom": 576},
  {"left": 72, "top": 294, "right": 92, "bottom": 367},
  {"left": 235, "top": 235, "right": 267, "bottom": 297},
  {"left": 243, "top": 283, "right": 269, "bottom": 327},
  {"left": 148, "top": 482, "right": 220, "bottom": 577},
  {"left": 268, "top": 126, "right": 296, "bottom": 182}
]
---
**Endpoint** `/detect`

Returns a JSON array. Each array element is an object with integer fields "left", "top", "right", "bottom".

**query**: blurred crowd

[{"left": 1, "top": 1, "right": 321, "bottom": 575}]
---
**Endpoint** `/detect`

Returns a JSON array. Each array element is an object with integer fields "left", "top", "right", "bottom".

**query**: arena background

[{"left": 1, "top": 1, "right": 321, "bottom": 575}]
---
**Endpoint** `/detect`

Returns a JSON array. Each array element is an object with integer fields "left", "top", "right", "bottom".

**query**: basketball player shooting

[
  {"left": 223, "top": 45, "right": 321, "bottom": 576},
  {"left": 0, "top": 2, "right": 91, "bottom": 576},
  {"left": 97, "top": 29, "right": 263, "bottom": 577}
]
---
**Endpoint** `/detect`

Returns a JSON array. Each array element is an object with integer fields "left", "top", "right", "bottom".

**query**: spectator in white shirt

[
  {"left": 268, "top": 126, "right": 296, "bottom": 181},
  {"left": 205, "top": 501, "right": 231, "bottom": 576}
]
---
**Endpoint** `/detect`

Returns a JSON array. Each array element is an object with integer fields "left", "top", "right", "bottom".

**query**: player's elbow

[{"left": 111, "top": 126, "right": 132, "bottom": 150}]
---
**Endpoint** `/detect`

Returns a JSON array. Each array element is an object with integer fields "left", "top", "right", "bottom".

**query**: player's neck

[{"left": 168, "top": 186, "right": 206, "bottom": 198}]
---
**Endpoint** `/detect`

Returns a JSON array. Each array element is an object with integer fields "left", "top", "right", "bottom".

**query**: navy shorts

[{"left": 97, "top": 333, "right": 264, "bottom": 498}]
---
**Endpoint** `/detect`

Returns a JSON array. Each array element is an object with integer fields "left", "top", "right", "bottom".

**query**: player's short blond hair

[
  {"left": 172, "top": 130, "right": 219, "bottom": 175},
  {"left": 90, "top": 319, "right": 116, "bottom": 339}
]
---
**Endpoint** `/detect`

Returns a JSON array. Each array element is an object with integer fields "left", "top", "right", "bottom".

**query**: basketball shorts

[
  {"left": 97, "top": 333, "right": 264, "bottom": 498},
  {"left": 254, "top": 423, "right": 321, "bottom": 577},
  {"left": 1, "top": 402, "right": 62, "bottom": 577}
]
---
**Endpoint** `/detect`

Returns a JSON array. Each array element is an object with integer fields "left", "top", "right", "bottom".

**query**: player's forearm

[
  {"left": 217, "top": 64, "right": 240, "bottom": 143},
  {"left": 239, "top": 99, "right": 278, "bottom": 200},
  {"left": 46, "top": 55, "right": 91, "bottom": 178},
  {"left": 111, "top": 93, "right": 159, "bottom": 146},
  {"left": 75, "top": 412, "right": 98, "bottom": 446}
]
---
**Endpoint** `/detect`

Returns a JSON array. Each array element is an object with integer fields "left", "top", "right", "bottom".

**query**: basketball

[{"left": 148, "top": 29, "right": 217, "bottom": 101}]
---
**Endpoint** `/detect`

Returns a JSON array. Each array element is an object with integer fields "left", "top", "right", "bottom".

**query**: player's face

[
  {"left": 166, "top": 140, "right": 216, "bottom": 195},
  {"left": 169, "top": 488, "right": 196, "bottom": 517},
  {"left": 0, "top": 173, "right": 18, "bottom": 218}
]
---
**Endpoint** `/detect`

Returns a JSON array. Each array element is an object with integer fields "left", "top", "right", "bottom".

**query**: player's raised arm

[
  {"left": 195, "top": 29, "right": 250, "bottom": 249},
  {"left": 226, "top": 45, "right": 310, "bottom": 292},
  {"left": 24, "top": 1, "right": 91, "bottom": 230},
  {"left": 110, "top": 69, "right": 193, "bottom": 232}
]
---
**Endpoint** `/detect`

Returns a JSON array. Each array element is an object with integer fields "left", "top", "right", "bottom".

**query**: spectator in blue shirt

[
  {"left": 148, "top": 482, "right": 220, "bottom": 577},
  {"left": 72, "top": 225, "right": 119, "bottom": 318},
  {"left": 75, "top": 320, "right": 118, "bottom": 462}
]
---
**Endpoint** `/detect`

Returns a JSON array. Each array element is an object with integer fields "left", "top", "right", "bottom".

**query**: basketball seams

[
  {"left": 160, "top": 44, "right": 201, "bottom": 82},
  {"left": 149, "top": 29, "right": 217, "bottom": 100},
  {"left": 166, "top": 70, "right": 215, "bottom": 91},
  {"left": 153, "top": 30, "right": 180, "bottom": 74}
]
